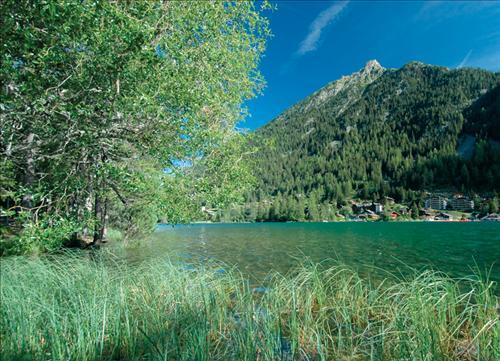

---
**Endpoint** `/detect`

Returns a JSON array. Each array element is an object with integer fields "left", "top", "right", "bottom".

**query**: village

[{"left": 347, "top": 194, "right": 500, "bottom": 222}]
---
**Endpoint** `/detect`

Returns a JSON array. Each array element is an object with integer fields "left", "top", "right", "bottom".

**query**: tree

[
  {"left": 488, "top": 197, "right": 498, "bottom": 213},
  {"left": 410, "top": 203, "right": 419, "bottom": 220},
  {"left": 0, "top": 1, "right": 270, "bottom": 254},
  {"left": 307, "top": 201, "right": 320, "bottom": 221}
]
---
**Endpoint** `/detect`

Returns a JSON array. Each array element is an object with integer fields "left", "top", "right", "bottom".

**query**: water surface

[{"left": 123, "top": 222, "right": 500, "bottom": 284}]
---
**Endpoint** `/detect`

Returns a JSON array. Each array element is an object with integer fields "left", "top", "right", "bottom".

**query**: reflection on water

[{"left": 120, "top": 222, "right": 500, "bottom": 284}]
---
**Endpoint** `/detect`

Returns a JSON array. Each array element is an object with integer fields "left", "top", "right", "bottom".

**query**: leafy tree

[{"left": 0, "top": 0, "right": 270, "bottom": 253}]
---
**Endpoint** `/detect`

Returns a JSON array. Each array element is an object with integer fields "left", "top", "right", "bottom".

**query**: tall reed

[{"left": 1, "top": 251, "right": 498, "bottom": 360}]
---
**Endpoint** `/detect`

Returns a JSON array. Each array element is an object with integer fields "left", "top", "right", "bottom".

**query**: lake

[{"left": 122, "top": 222, "right": 500, "bottom": 284}]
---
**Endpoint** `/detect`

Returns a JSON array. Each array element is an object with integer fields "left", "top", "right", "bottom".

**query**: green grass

[{"left": 0, "top": 252, "right": 498, "bottom": 360}]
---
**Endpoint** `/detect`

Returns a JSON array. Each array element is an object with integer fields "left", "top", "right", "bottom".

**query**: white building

[{"left": 425, "top": 196, "right": 447, "bottom": 210}]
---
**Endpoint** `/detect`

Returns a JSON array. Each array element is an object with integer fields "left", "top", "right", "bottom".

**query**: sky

[{"left": 241, "top": 0, "right": 500, "bottom": 130}]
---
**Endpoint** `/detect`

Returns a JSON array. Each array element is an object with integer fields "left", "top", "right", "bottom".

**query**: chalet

[
  {"left": 398, "top": 206, "right": 409, "bottom": 215},
  {"left": 435, "top": 212, "right": 453, "bottom": 221},
  {"left": 350, "top": 201, "right": 361, "bottom": 213},
  {"left": 353, "top": 202, "right": 384, "bottom": 214},
  {"left": 351, "top": 202, "right": 369, "bottom": 213},
  {"left": 481, "top": 213, "right": 500, "bottom": 221},
  {"left": 424, "top": 196, "right": 447, "bottom": 210},
  {"left": 359, "top": 211, "right": 380, "bottom": 221},
  {"left": 389, "top": 211, "right": 399, "bottom": 220},
  {"left": 365, "top": 203, "right": 384, "bottom": 213},
  {"left": 420, "top": 209, "right": 435, "bottom": 220}
]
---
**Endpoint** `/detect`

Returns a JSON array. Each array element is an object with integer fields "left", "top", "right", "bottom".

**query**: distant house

[
  {"left": 399, "top": 206, "right": 409, "bottom": 215},
  {"left": 351, "top": 202, "right": 363, "bottom": 214},
  {"left": 367, "top": 203, "right": 384, "bottom": 214},
  {"left": 351, "top": 202, "right": 362, "bottom": 214},
  {"left": 389, "top": 211, "right": 399, "bottom": 220},
  {"left": 359, "top": 211, "right": 380, "bottom": 220},
  {"left": 353, "top": 202, "right": 384, "bottom": 214},
  {"left": 435, "top": 212, "right": 453, "bottom": 221},
  {"left": 449, "top": 197, "right": 474, "bottom": 211},
  {"left": 419, "top": 209, "right": 435, "bottom": 220},
  {"left": 481, "top": 213, "right": 499, "bottom": 221},
  {"left": 425, "top": 196, "right": 448, "bottom": 210}
]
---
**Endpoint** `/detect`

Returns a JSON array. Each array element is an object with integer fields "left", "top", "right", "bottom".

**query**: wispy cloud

[
  {"left": 415, "top": 1, "right": 500, "bottom": 22},
  {"left": 468, "top": 50, "right": 500, "bottom": 71},
  {"left": 296, "top": 1, "right": 349, "bottom": 56},
  {"left": 457, "top": 50, "right": 472, "bottom": 68},
  {"left": 414, "top": 0, "right": 443, "bottom": 20}
]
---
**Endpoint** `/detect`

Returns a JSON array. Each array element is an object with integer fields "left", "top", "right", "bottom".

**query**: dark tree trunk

[
  {"left": 92, "top": 164, "right": 109, "bottom": 246},
  {"left": 99, "top": 197, "right": 108, "bottom": 241},
  {"left": 92, "top": 190, "right": 102, "bottom": 245},
  {"left": 91, "top": 151, "right": 110, "bottom": 247}
]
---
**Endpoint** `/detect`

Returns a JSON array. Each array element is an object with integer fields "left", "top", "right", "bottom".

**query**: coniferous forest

[{"left": 216, "top": 61, "right": 500, "bottom": 222}]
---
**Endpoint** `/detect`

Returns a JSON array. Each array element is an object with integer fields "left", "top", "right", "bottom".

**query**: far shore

[{"left": 175, "top": 218, "right": 499, "bottom": 225}]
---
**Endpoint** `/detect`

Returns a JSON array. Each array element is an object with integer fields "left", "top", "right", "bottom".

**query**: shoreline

[{"left": 175, "top": 218, "right": 498, "bottom": 226}]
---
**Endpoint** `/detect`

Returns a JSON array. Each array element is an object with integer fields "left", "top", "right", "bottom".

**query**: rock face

[
  {"left": 277, "top": 60, "right": 386, "bottom": 122},
  {"left": 363, "top": 59, "right": 382, "bottom": 72}
]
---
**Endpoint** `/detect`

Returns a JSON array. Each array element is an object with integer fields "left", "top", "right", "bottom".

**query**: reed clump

[{"left": 1, "top": 251, "right": 498, "bottom": 360}]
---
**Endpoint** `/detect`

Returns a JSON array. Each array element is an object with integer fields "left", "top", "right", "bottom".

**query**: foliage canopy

[{"left": 0, "top": 0, "right": 270, "bottom": 253}]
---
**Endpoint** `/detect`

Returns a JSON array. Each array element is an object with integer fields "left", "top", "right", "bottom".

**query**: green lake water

[{"left": 123, "top": 222, "right": 500, "bottom": 284}]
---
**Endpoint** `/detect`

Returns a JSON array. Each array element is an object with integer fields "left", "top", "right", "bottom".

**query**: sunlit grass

[{"left": 0, "top": 251, "right": 498, "bottom": 360}]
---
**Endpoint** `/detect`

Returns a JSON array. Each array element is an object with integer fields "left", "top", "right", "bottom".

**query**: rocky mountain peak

[{"left": 363, "top": 59, "right": 383, "bottom": 73}]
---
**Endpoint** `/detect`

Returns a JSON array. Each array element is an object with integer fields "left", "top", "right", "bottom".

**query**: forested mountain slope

[{"left": 246, "top": 61, "right": 500, "bottom": 215}]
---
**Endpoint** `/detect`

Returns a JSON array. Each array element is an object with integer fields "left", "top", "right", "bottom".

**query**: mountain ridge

[
  {"left": 245, "top": 60, "right": 500, "bottom": 219},
  {"left": 265, "top": 59, "right": 386, "bottom": 128}
]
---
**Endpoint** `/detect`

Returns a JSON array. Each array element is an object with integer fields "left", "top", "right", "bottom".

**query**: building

[
  {"left": 352, "top": 202, "right": 371, "bottom": 214},
  {"left": 389, "top": 211, "right": 399, "bottom": 220},
  {"left": 424, "top": 196, "right": 448, "bottom": 210},
  {"left": 435, "top": 212, "right": 453, "bottom": 221},
  {"left": 481, "top": 213, "right": 499, "bottom": 221},
  {"left": 398, "top": 206, "right": 409, "bottom": 215},
  {"left": 359, "top": 210, "right": 380, "bottom": 221},
  {"left": 420, "top": 209, "right": 435, "bottom": 220},
  {"left": 449, "top": 197, "right": 474, "bottom": 211},
  {"left": 367, "top": 203, "right": 384, "bottom": 214}
]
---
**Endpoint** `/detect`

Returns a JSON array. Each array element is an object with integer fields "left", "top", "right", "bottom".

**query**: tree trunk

[
  {"left": 92, "top": 167, "right": 108, "bottom": 246},
  {"left": 100, "top": 197, "right": 108, "bottom": 241},
  {"left": 92, "top": 190, "right": 102, "bottom": 245},
  {"left": 21, "top": 132, "right": 35, "bottom": 210}
]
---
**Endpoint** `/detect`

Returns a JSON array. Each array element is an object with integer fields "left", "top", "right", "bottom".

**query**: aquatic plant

[{"left": 0, "top": 252, "right": 498, "bottom": 360}]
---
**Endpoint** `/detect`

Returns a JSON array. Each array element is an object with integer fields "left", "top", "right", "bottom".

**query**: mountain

[{"left": 238, "top": 60, "right": 500, "bottom": 221}]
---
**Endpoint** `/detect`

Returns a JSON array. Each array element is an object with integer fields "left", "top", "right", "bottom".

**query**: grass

[{"left": 0, "top": 251, "right": 498, "bottom": 360}]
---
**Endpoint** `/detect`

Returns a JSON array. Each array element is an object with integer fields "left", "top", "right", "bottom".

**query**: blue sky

[{"left": 242, "top": 0, "right": 500, "bottom": 130}]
